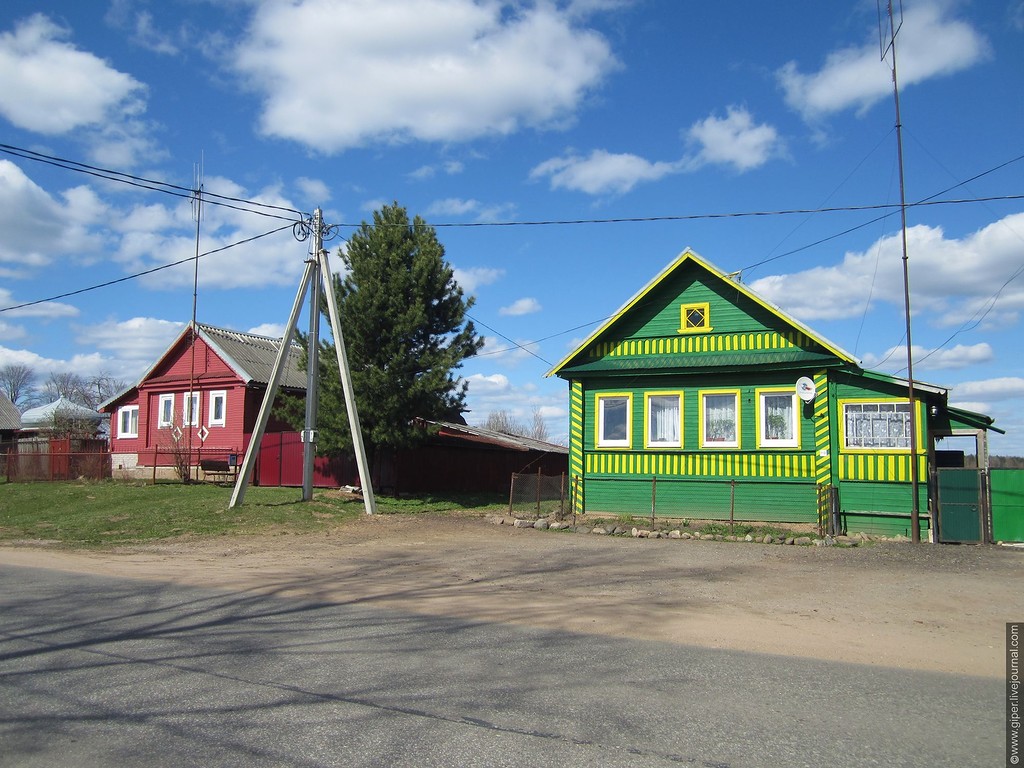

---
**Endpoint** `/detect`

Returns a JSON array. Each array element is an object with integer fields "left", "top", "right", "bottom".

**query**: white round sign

[{"left": 796, "top": 376, "right": 817, "bottom": 402}]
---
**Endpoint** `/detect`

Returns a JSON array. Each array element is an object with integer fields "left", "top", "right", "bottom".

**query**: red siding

[{"left": 106, "top": 333, "right": 280, "bottom": 466}]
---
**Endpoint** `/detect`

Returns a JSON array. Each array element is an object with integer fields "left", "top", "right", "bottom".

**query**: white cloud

[
  {"left": 105, "top": 3, "right": 182, "bottom": 56},
  {"left": 950, "top": 377, "right": 1024, "bottom": 401},
  {"left": 684, "top": 106, "right": 784, "bottom": 172},
  {"left": 0, "top": 288, "right": 78, "bottom": 320},
  {"left": 862, "top": 343, "right": 994, "bottom": 372},
  {"left": 532, "top": 107, "right": 781, "bottom": 194},
  {"left": 410, "top": 161, "right": 464, "bottom": 180},
  {"left": 453, "top": 266, "right": 504, "bottom": 293},
  {"left": 531, "top": 149, "right": 680, "bottom": 195},
  {"left": 295, "top": 177, "right": 331, "bottom": 204},
  {"left": 0, "top": 344, "right": 111, "bottom": 380},
  {"left": 248, "top": 322, "right": 288, "bottom": 338},
  {"left": 110, "top": 175, "right": 308, "bottom": 290},
  {"left": 749, "top": 213, "right": 1024, "bottom": 325},
  {"left": 777, "top": 3, "right": 989, "bottom": 120},
  {"left": 0, "top": 14, "right": 147, "bottom": 134},
  {"left": 232, "top": 0, "right": 617, "bottom": 152},
  {"left": 74, "top": 317, "right": 183, "bottom": 377},
  {"left": 499, "top": 297, "right": 542, "bottom": 316},
  {"left": 0, "top": 321, "right": 26, "bottom": 342},
  {"left": 426, "top": 198, "right": 480, "bottom": 217},
  {"left": 0, "top": 162, "right": 110, "bottom": 271},
  {"left": 0, "top": 14, "right": 156, "bottom": 166},
  {"left": 465, "top": 372, "right": 511, "bottom": 395}
]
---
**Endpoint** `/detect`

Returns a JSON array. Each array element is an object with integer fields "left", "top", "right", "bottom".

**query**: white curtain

[
  {"left": 649, "top": 395, "right": 679, "bottom": 444},
  {"left": 763, "top": 394, "right": 793, "bottom": 441},
  {"left": 704, "top": 394, "right": 736, "bottom": 442}
]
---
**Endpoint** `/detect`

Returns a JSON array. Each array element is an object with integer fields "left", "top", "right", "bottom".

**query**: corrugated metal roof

[
  {"left": 0, "top": 392, "right": 20, "bottom": 430},
  {"left": 20, "top": 397, "right": 103, "bottom": 429},
  {"left": 428, "top": 420, "right": 568, "bottom": 454},
  {"left": 197, "top": 324, "right": 307, "bottom": 390},
  {"left": 560, "top": 349, "right": 842, "bottom": 375}
]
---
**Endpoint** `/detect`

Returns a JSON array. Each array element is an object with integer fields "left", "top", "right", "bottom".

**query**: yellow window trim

[
  {"left": 698, "top": 388, "right": 741, "bottom": 449},
  {"left": 595, "top": 392, "right": 633, "bottom": 450},
  {"left": 677, "top": 301, "right": 712, "bottom": 334},
  {"left": 838, "top": 397, "right": 926, "bottom": 454},
  {"left": 755, "top": 387, "right": 800, "bottom": 449},
  {"left": 643, "top": 390, "right": 685, "bottom": 449}
]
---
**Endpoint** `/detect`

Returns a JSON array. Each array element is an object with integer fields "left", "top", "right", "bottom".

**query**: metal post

[
  {"left": 319, "top": 247, "right": 377, "bottom": 515},
  {"left": 883, "top": 0, "right": 921, "bottom": 542},
  {"left": 302, "top": 210, "right": 323, "bottom": 501},
  {"left": 536, "top": 466, "right": 542, "bottom": 516}
]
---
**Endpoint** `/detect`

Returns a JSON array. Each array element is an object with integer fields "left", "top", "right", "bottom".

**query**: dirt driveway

[{"left": 2, "top": 513, "right": 1020, "bottom": 678}]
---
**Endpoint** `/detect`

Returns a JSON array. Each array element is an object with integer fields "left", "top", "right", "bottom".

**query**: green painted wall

[
  {"left": 584, "top": 476, "right": 817, "bottom": 522},
  {"left": 991, "top": 469, "right": 1024, "bottom": 542},
  {"left": 582, "top": 374, "right": 817, "bottom": 458}
]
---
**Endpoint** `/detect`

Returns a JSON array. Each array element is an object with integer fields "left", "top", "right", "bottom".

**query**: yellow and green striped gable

[{"left": 546, "top": 248, "right": 858, "bottom": 379}]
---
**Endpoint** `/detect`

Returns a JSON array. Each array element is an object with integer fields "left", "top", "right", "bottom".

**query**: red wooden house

[
  {"left": 101, "top": 323, "right": 305, "bottom": 480},
  {"left": 103, "top": 321, "right": 568, "bottom": 491}
]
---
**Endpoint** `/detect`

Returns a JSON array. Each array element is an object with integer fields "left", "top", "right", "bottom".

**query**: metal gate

[{"left": 936, "top": 468, "right": 984, "bottom": 543}]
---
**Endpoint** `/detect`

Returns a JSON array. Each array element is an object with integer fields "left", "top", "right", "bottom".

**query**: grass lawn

[{"left": 0, "top": 480, "right": 506, "bottom": 547}]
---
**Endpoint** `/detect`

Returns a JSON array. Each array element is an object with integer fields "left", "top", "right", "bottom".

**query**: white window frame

[
  {"left": 842, "top": 400, "right": 912, "bottom": 450},
  {"left": 117, "top": 405, "right": 139, "bottom": 439},
  {"left": 158, "top": 394, "right": 174, "bottom": 428},
  {"left": 183, "top": 391, "right": 199, "bottom": 427},
  {"left": 700, "top": 390, "right": 740, "bottom": 449},
  {"left": 209, "top": 390, "right": 227, "bottom": 427},
  {"left": 757, "top": 389, "right": 799, "bottom": 448},
  {"left": 645, "top": 392, "right": 683, "bottom": 448},
  {"left": 596, "top": 393, "right": 632, "bottom": 448}
]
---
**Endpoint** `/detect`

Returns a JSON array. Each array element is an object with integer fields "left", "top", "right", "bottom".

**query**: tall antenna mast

[
  {"left": 880, "top": 0, "right": 922, "bottom": 543},
  {"left": 187, "top": 157, "right": 204, "bottom": 483}
]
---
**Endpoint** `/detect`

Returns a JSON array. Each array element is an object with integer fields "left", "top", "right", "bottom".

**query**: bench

[{"left": 200, "top": 459, "right": 238, "bottom": 484}]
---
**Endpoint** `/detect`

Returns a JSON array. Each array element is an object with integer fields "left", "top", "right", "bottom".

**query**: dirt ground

[{"left": 2, "top": 512, "right": 1020, "bottom": 679}]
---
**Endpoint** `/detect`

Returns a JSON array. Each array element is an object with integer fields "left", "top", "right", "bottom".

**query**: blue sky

[{"left": 0, "top": 0, "right": 1022, "bottom": 453}]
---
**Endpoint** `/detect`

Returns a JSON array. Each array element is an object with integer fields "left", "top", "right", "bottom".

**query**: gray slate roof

[
  {"left": 197, "top": 324, "right": 307, "bottom": 390},
  {"left": 0, "top": 392, "right": 20, "bottom": 430}
]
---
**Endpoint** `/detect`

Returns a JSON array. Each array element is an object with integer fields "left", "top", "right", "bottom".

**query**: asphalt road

[{"left": 0, "top": 563, "right": 1001, "bottom": 768}]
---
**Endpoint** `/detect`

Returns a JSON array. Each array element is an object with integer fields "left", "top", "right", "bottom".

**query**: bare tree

[
  {"left": 485, "top": 409, "right": 526, "bottom": 436},
  {"left": 529, "top": 407, "right": 550, "bottom": 442},
  {"left": 40, "top": 371, "right": 127, "bottom": 409},
  {"left": 43, "top": 372, "right": 88, "bottom": 404},
  {"left": 485, "top": 407, "right": 550, "bottom": 441},
  {"left": 0, "top": 363, "right": 35, "bottom": 407},
  {"left": 84, "top": 372, "right": 129, "bottom": 409}
]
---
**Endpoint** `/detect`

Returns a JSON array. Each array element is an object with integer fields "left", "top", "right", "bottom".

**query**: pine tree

[{"left": 312, "top": 203, "right": 483, "bottom": 466}]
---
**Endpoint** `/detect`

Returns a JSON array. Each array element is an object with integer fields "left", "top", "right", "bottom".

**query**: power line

[
  {"left": 0, "top": 222, "right": 295, "bottom": 314},
  {"left": 3, "top": 141, "right": 1021, "bottom": 231},
  {"left": 0, "top": 143, "right": 306, "bottom": 222}
]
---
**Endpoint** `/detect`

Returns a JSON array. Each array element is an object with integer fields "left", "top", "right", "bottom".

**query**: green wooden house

[{"left": 547, "top": 248, "right": 1001, "bottom": 540}]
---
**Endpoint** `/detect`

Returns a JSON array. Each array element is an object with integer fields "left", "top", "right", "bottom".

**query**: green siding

[
  {"left": 991, "top": 469, "right": 1024, "bottom": 542},
  {"left": 839, "top": 480, "right": 930, "bottom": 537},
  {"left": 584, "top": 477, "right": 817, "bottom": 522}
]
